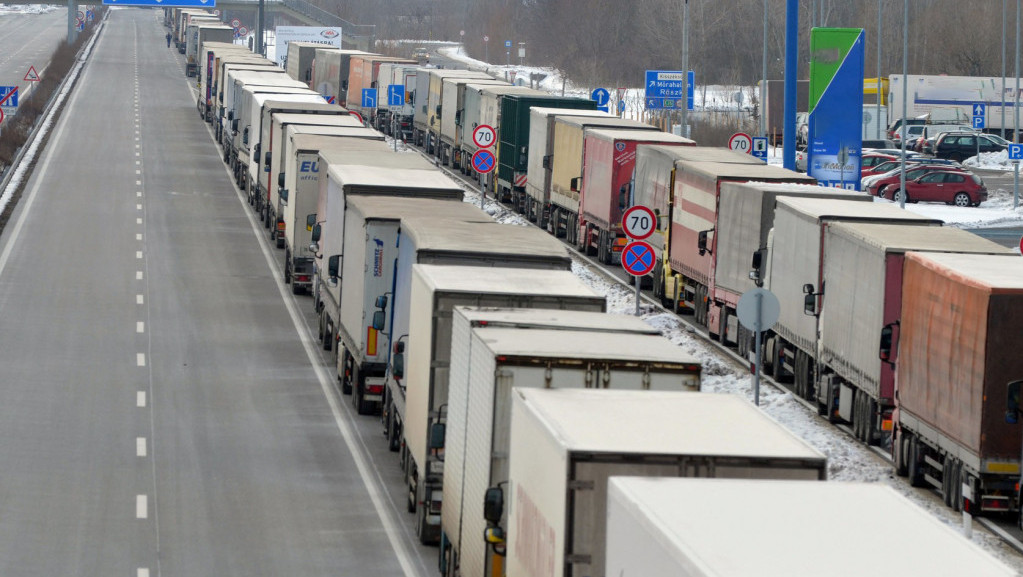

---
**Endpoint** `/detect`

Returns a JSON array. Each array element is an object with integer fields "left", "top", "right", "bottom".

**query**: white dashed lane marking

[
  {"left": 136, "top": 495, "right": 147, "bottom": 519},
  {"left": 136, "top": 437, "right": 147, "bottom": 457},
  {"left": 137, "top": 391, "right": 146, "bottom": 408}
]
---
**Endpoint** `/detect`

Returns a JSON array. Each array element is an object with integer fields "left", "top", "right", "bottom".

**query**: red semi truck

[{"left": 577, "top": 129, "right": 693, "bottom": 264}]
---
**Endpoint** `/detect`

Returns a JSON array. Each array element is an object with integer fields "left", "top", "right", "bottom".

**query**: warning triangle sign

[{"left": 24, "top": 66, "right": 39, "bottom": 82}]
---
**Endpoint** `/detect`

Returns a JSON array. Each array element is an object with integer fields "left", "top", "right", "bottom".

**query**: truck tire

[
  {"left": 341, "top": 349, "right": 353, "bottom": 395},
  {"left": 908, "top": 437, "right": 926, "bottom": 488},
  {"left": 387, "top": 410, "right": 401, "bottom": 452},
  {"left": 893, "top": 430, "right": 909, "bottom": 477}
]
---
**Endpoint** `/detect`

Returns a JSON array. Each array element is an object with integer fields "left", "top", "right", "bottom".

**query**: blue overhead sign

[
  {"left": 644, "top": 70, "right": 694, "bottom": 110},
  {"left": 388, "top": 85, "right": 404, "bottom": 107},
  {"left": 0, "top": 86, "right": 18, "bottom": 108},
  {"left": 361, "top": 88, "right": 377, "bottom": 109},
  {"left": 103, "top": 0, "right": 214, "bottom": 5}
]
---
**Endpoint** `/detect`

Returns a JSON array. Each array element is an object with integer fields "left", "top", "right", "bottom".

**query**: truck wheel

[
  {"left": 341, "top": 349, "right": 353, "bottom": 395},
  {"left": 387, "top": 411, "right": 401, "bottom": 452},
  {"left": 323, "top": 321, "right": 334, "bottom": 352},
  {"left": 908, "top": 437, "right": 925, "bottom": 488},
  {"left": 865, "top": 398, "right": 879, "bottom": 445},
  {"left": 893, "top": 430, "right": 909, "bottom": 477},
  {"left": 415, "top": 506, "right": 433, "bottom": 545},
  {"left": 951, "top": 461, "right": 963, "bottom": 512}
]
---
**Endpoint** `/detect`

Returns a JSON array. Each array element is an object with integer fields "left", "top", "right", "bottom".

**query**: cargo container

[
  {"left": 441, "top": 318, "right": 701, "bottom": 577},
  {"left": 505, "top": 390, "right": 827, "bottom": 577},
  {"left": 456, "top": 81, "right": 513, "bottom": 170},
  {"left": 890, "top": 253, "right": 1023, "bottom": 515},
  {"left": 333, "top": 198, "right": 486, "bottom": 414},
  {"left": 257, "top": 106, "right": 351, "bottom": 241},
  {"left": 230, "top": 85, "right": 315, "bottom": 184},
  {"left": 374, "top": 62, "right": 422, "bottom": 138},
  {"left": 182, "top": 16, "right": 221, "bottom": 62},
  {"left": 278, "top": 129, "right": 386, "bottom": 294},
  {"left": 217, "top": 67, "right": 295, "bottom": 144},
  {"left": 548, "top": 116, "right": 659, "bottom": 243},
  {"left": 439, "top": 77, "right": 507, "bottom": 168},
  {"left": 525, "top": 108, "right": 610, "bottom": 226},
  {"left": 606, "top": 478, "right": 1014, "bottom": 577},
  {"left": 196, "top": 43, "right": 250, "bottom": 120},
  {"left": 345, "top": 55, "right": 417, "bottom": 123},
  {"left": 578, "top": 128, "right": 694, "bottom": 264},
  {"left": 644, "top": 152, "right": 819, "bottom": 333},
  {"left": 818, "top": 223, "right": 1011, "bottom": 445},
  {"left": 763, "top": 197, "right": 941, "bottom": 412},
  {"left": 176, "top": 10, "right": 212, "bottom": 51},
  {"left": 414, "top": 70, "right": 493, "bottom": 152},
  {"left": 285, "top": 41, "right": 329, "bottom": 85},
  {"left": 186, "top": 23, "right": 232, "bottom": 77},
  {"left": 310, "top": 48, "right": 375, "bottom": 106},
  {"left": 497, "top": 93, "right": 598, "bottom": 211},
  {"left": 313, "top": 163, "right": 466, "bottom": 365},
  {"left": 395, "top": 265, "right": 604, "bottom": 545},
  {"left": 429, "top": 71, "right": 501, "bottom": 158},
  {"left": 465, "top": 86, "right": 538, "bottom": 191}
]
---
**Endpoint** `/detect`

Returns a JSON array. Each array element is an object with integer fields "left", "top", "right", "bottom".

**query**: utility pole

[
  {"left": 761, "top": 0, "right": 768, "bottom": 138},
  {"left": 680, "top": 0, "right": 689, "bottom": 136}
]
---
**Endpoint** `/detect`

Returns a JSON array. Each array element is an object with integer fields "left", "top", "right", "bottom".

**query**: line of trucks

[{"left": 173, "top": 12, "right": 1021, "bottom": 575}]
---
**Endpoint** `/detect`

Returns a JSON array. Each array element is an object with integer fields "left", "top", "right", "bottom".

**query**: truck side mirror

[
  {"left": 697, "top": 230, "right": 709, "bottom": 256},
  {"left": 483, "top": 487, "right": 504, "bottom": 524},
  {"left": 392, "top": 349, "right": 404, "bottom": 379},
  {"left": 1007, "top": 380, "right": 1023, "bottom": 424},
  {"left": 279, "top": 189, "right": 289, "bottom": 202},
  {"left": 278, "top": 172, "right": 286, "bottom": 188},
  {"left": 570, "top": 177, "right": 580, "bottom": 192},
  {"left": 227, "top": 110, "right": 233, "bottom": 121},
  {"left": 310, "top": 223, "right": 321, "bottom": 243},
  {"left": 542, "top": 155, "right": 552, "bottom": 169},
  {"left": 879, "top": 324, "right": 894, "bottom": 362},
  {"left": 618, "top": 183, "right": 630, "bottom": 211},
  {"left": 242, "top": 127, "right": 249, "bottom": 145},
  {"left": 231, "top": 118, "right": 238, "bottom": 132},
  {"left": 306, "top": 214, "right": 316, "bottom": 232},
  {"left": 749, "top": 249, "right": 764, "bottom": 285},
  {"left": 428, "top": 422, "right": 445, "bottom": 450},
  {"left": 264, "top": 150, "right": 272, "bottom": 169},
  {"left": 454, "top": 110, "right": 462, "bottom": 125},
  {"left": 327, "top": 254, "right": 340, "bottom": 280},
  {"left": 372, "top": 310, "right": 385, "bottom": 331},
  {"left": 375, "top": 295, "right": 388, "bottom": 309}
]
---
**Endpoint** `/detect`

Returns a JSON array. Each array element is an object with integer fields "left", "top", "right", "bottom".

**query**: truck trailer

[
  {"left": 441, "top": 316, "right": 702, "bottom": 577},
  {"left": 505, "top": 390, "right": 827, "bottom": 577},
  {"left": 525, "top": 107, "right": 610, "bottom": 227},
  {"left": 394, "top": 265, "right": 605, "bottom": 545},
  {"left": 414, "top": 70, "right": 493, "bottom": 152},
  {"left": 605, "top": 478, "right": 1014, "bottom": 577},
  {"left": 345, "top": 55, "right": 417, "bottom": 124},
  {"left": 439, "top": 76, "right": 508, "bottom": 169},
  {"left": 890, "top": 252, "right": 1023, "bottom": 515},
  {"left": 310, "top": 48, "right": 374, "bottom": 106}
]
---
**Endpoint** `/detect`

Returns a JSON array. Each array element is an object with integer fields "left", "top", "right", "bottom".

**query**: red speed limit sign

[
  {"left": 729, "top": 132, "right": 753, "bottom": 153},
  {"left": 622, "top": 205, "right": 656, "bottom": 240},
  {"left": 472, "top": 124, "right": 496, "bottom": 148}
]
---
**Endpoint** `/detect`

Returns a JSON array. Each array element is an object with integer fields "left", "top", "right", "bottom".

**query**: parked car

[
  {"left": 933, "top": 132, "right": 1008, "bottom": 161},
  {"left": 868, "top": 163, "right": 968, "bottom": 198},
  {"left": 796, "top": 112, "right": 809, "bottom": 146},
  {"left": 861, "top": 153, "right": 898, "bottom": 177},
  {"left": 900, "top": 170, "right": 987, "bottom": 206},
  {"left": 887, "top": 117, "right": 926, "bottom": 141},
  {"left": 892, "top": 124, "right": 925, "bottom": 147}
]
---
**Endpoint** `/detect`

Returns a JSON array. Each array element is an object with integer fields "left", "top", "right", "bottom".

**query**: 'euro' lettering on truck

[{"left": 300, "top": 160, "right": 319, "bottom": 173}]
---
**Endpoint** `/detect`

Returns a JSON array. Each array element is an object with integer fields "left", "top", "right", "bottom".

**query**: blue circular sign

[
  {"left": 591, "top": 88, "right": 610, "bottom": 106},
  {"left": 621, "top": 240, "right": 656, "bottom": 276},
  {"left": 472, "top": 149, "right": 496, "bottom": 174}
]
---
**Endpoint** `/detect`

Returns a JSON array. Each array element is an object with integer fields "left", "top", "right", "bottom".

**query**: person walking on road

[{"left": 166, "top": 32, "right": 172, "bottom": 48}]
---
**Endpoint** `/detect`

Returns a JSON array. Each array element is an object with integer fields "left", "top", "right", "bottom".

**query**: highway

[
  {"left": 0, "top": 9, "right": 432, "bottom": 576},
  {"left": 0, "top": 8, "right": 68, "bottom": 109}
]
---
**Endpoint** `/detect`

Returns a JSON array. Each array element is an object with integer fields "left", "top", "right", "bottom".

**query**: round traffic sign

[
  {"left": 729, "top": 132, "right": 752, "bottom": 153},
  {"left": 349, "top": 110, "right": 364, "bottom": 125},
  {"left": 736, "top": 288, "right": 781, "bottom": 333},
  {"left": 472, "top": 124, "right": 496, "bottom": 148},
  {"left": 483, "top": 35, "right": 489, "bottom": 42},
  {"left": 1019, "top": 234, "right": 1023, "bottom": 255},
  {"left": 460, "top": 30, "right": 465, "bottom": 37},
  {"left": 238, "top": 26, "right": 249, "bottom": 36},
  {"left": 231, "top": 18, "right": 241, "bottom": 28},
  {"left": 590, "top": 87, "right": 610, "bottom": 106},
  {"left": 472, "top": 149, "right": 496, "bottom": 174},
  {"left": 622, "top": 205, "right": 656, "bottom": 240},
  {"left": 621, "top": 241, "right": 656, "bottom": 277},
  {"left": 0, "top": 108, "right": 5, "bottom": 125}
]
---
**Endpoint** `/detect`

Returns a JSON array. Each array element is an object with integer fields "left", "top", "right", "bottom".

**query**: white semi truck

[
  {"left": 440, "top": 311, "right": 703, "bottom": 577},
  {"left": 504, "top": 389, "right": 828, "bottom": 577}
]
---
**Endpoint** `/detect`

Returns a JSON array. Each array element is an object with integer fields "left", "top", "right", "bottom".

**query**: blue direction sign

[
  {"left": 621, "top": 241, "right": 656, "bottom": 277},
  {"left": 361, "top": 88, "right": 377, "bottom": 109},
  {"left": 388, "top": 84, "right": 404, "bottom": 107},
  {"left": 1009, "top": 143, "right": 1023, "bottom": 161},
  {"left": 591, "top": 88, "right": 610, "bottom": 113},
  {"left": 103, "top": 0, "right": 214, "bottom": 5},
  {"left": 645, "top": 70, "right": 694, "bottom": 110},
  {"left": 505, "top": 40, "right": 512, "bottom": 48},
  {"left": 0, "top": 86, "right": 18, "bottom": 108},
  {"left": 751, "top": 136, "right": 768, "bottom": 161},
  {"left": 472, "top": 149, "right": 496, "bottom": 174},
  {"left": 973, "top": 102, "right": 986, "bottom": 129}
]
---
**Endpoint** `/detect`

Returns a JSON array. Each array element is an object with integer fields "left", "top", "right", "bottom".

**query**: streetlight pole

[
  {"left": 681, "top": 0, "right": 689, "bottom": 137},
  {"left": 1003, "top": 0, "right": 1007, "bottom": 139},
  {"left": 761, "top": 0, "right": 768, "bottom": 138},
  {"left": 899, "top": 0, "right": 908, "bottom": 209},
  {"left": 876, "top": 0, "right": 882, "bottom": 140}
]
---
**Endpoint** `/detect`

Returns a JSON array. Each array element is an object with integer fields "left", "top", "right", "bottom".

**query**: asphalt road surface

[
  {"left": 0, "top": 8, "right": 68, "bottom": 113},
  {"left": 0, "top": 9, "right": 433, "bottom": 576}
]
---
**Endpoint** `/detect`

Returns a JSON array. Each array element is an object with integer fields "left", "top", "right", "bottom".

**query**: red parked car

[
  {"left": 860, "top": 153, "right": 898, "bottom": 177},
  {"left": 869, "top": 164, "right": 967, "bottom": 198},
  {"left": 900, "top": 170, "right": 987, "bottom": 206}
]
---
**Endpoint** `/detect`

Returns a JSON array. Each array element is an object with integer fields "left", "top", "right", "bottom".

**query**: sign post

[
  {"left": 622, "top": 204, "right": 657, "bottom": 315},
  {"left": 590, "top": 88, "right": 610, "bottom": 113},
  {"left": 737, "top": 288, "right": 781, "bottom": 406},
  {"left": 621, "top": 238, "right": 656, "bottom": 316},
  {"left": 1010, "top": 143, "right": 1022, "bottom": 209},
  {"left": 472, "top": 124, "right": 496, "bottom": 149},
  {"left": 472, "top": 149, "right": 496, "bottom": 209}
]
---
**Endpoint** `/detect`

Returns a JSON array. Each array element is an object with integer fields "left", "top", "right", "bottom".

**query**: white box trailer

[
  {"left": 310, "top": 48, "right": 374, "bottom": 106},
  {"left": 376, "top": 62, "right": 421, "bottom": 137},
  {"left": 507, "top": 390, "right": 828, "bottom": 577},
  {"left": 605, "top": 478, "right": 1014, "bottom": 577},
  {"left": 439, "top": 77, "right": 507, "bottom": 168},
  {"left": 285, "top": 41, "right": 327, "bottom": 85},
  {"left": 196, "top": 43, "right": 251, "bottom": 119},
  {"left": 818, "top": 222, "right": 1010, "bottom": 444},
  {"left": 218, "top": 68, "right": 296, "bottom": 144},
  {"left": 525, "top": 107, "right": 610, "bottom": 226},
  {"left": 258, "top": 106, "right": 351, "bottom": 241},
  {"left": 399, "top": 265, "right": 605, "bottom": 546},
  {"left": 279, "top": 129, "right": 387, "bottom": 293},
  {"left": 336, "top": 198, "right": 487, "bottom": 414},
  {"left": 416, "top": 69, "right": 493, "bottom": 151},
  {"left": 313, "top": 164, "right": 466, "bottom": 365},
  {"left": 231, "top": 86, "right": 314, "bottom": 182},
  {"left": 764, "top": 197, "right": 940, "bottom": 408},
  {"left": 443, "top": 317, "right": 702, "bottom": 577}
]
